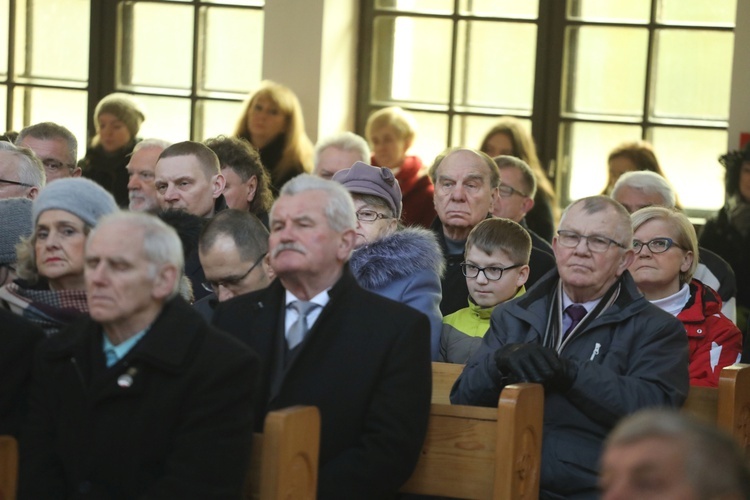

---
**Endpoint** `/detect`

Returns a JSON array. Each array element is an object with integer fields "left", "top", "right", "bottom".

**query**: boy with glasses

[{"left": 439, "top": 218, "right": 531, "bottom": 363}]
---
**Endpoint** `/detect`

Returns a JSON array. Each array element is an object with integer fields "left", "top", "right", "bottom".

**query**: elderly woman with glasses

[
  {"left": 333, "top": 162, "right": 444, "bottom": 359},
  {"left": 629, "top": 206, "right": 741, "bottom": 387}
]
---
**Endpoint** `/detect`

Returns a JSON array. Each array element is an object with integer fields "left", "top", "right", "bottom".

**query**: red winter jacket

[{"left": 680, "top": 279, "right": 743, "bottom": 387}]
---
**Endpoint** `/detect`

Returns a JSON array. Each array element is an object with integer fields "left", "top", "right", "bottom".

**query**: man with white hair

[
  {"left": 126, "top": 138, "right": 170, "bottom": 212},
  {"left": 19, "top": 211, "right": 258, "bottom": 499},
  {"left": 213, "top": 174, "right": 431, "bottom": 498},
  {"left": 611, "top": 170, "right": 737, "bottom": 323},
  {"left": 0, "top": 141, "right": 45, "bottom": 199},
  {"left": 313, "top": 131, "right": 370, "bottom": 180}
]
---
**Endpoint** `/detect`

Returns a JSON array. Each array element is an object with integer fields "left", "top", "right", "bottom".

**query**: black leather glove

[
  {"left": 548, "top": 356, "right": 579, "bottom": 393},
  {"left": 494, "top": 343, "right": 562, "bottom": 384}
]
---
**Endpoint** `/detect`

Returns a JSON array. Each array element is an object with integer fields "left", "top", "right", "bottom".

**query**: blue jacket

[
  {"left": 349, "top": 227, "right": 445, "bottom": 360},
  {"left": 451, "top": 269, "right": 689, "bottom": 499}
]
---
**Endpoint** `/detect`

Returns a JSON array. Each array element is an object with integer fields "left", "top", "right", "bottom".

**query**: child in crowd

[{"left": 439, "top": 218, "right": 531, "bottom": 363}]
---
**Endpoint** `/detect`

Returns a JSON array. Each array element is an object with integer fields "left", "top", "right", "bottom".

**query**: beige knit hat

[{"left": 94, "top": 93, "right": 145, "bottom": 138}]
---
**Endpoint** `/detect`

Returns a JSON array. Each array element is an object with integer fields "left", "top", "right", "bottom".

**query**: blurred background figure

[
  {"left": 17, "top": 122, "right": 81, "bottom": 182},
  {"left": 233, "top": 80, "right": 313, "bottom": 195},
  {"left": 629, "top": 207, "right": 741, "bottom": 387},
  {"left": 333, "top": 161, "right": 444, "bottom": 359},
  {"left": 600, "top": 408, "right": 750, "bottom": 500},
  {"left": 314, "top": 132, "right": 370, "bottom": 180},
  {"left": 0, "top": 178, "right": 118, "bottom": 335},
  {"left": 701, "top": 142, "right": 750, "bottom": 336},
  {"left": 0, "top": 142, "right": 45, "bottom": 200},
  {"left": 479, "top": 116, "right": 558, "bottom": 242},
  {"left": 81, "top": 93, "right": 145, "bottom": 207},
  {"left": 0, "top": 198, "right": 33, "bottom": 288},
  {"left": 366, "top": 106, "right": 436, "bottom": 228},
  {"left": 601, "top": 140, "right": 669, "bottom": 196}
]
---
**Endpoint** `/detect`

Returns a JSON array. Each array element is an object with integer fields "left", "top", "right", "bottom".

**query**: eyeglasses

[
  {"left": 556, "top": 230, "right": 627, "bottom": 253},
  {"left": 497, "top": 182, "right": 528, "bottom": 198},
  {"left": 201, "top": 252, "right": 266, "bottom": 293},
  {"left": 0, "top": 178, "right": 34, "bottom": 188},
  {"left": 632, "top": 237, "right": 685, "bottom": 254},
  {"left": 42, "top": 159, "right": 75, "bottom": 173},
  {"left": 460, "top": 262, "right": 522, "bottom": 281},
  {"left": 356, "top": 209, "right": 391, "bottom": 223}
]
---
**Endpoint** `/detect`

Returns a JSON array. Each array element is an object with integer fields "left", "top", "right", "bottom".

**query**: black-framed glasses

[
  {"left": 460, "top": 262, "right": 522, "bottom": 281},
  {"left": 497, "top": 182, "right": 528, "bottom": 198},
  {"left": 201, "top": 252, "right": 266, "bottom": 293},
  {"left": 633, "top": 237, "right": 686, "bottom": 254},
  {"left": 0, "top": 178, "right": 34, "bottom": 188},
  {"left": 556, "top": 230, "right": 627, "bottom": 253},
  {"left": 356, "top": 209, "right": 391, "bottom": 222}
]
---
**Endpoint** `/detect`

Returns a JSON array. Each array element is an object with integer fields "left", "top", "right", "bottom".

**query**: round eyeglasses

[
  {"left": 632, "top": 237, "right": 685, "bottom": 254},
  {"left": 460, "top": 262, "right": 522, "bottom": 281}
]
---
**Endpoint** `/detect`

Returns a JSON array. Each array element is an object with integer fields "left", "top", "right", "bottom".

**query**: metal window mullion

[
  {"left": 190, "top": 2, "right": 202, "bottom": 140},
  {"left": 5, "top": 0, "right": 16, "bottom": 129},
  {"left": 641, "top": 0, "right": 658, "bottom": 139},
  {"left": 445, "top": 0, "right": 460, "bottom": 146}
]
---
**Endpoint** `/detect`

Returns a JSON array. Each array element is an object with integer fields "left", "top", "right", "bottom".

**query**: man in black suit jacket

[{"left": 213, "top": 174, "right": 432, "bottom": 499}]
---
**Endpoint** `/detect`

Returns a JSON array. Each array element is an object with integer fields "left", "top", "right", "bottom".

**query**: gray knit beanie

[
  {"left": 32, "top": 178, "right": 119, "bottom": 227},
  {"left": 95, "top": 93, "right": 145, "bottom": 138},
  {"left": 0, "top": 197, "right": 33, "bottom": 265}
]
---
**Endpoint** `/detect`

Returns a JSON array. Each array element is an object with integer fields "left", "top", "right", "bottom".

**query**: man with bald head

[
  {"left": 452, "top": 196, "right": 689, "bottom": 499},
  {"left": 154, "top": 141, "right": 226, "bottom": 218},
  {"left": 430, "top": 148, "right": 554, "bottom": 315}
]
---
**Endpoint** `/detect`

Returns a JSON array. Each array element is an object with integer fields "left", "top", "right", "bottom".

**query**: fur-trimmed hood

[{"left": 349, "top": 227, "right": 445, "bottom": 291}]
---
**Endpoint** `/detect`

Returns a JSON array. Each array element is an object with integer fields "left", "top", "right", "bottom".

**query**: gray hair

[
  {"left": 0, "top": 141, "right": 46, "bottom": 188},
  {"left": 560, "top": 195, "right": 633, "bottom": 247},
  {"left": 314, "top": 132, "right": 371, "bottom": 168},
  {"left": 611, "top": 170, "right": 676, "bottom": 209},
  {"left": 605, "top": 409, "right": 750, "bottom": 500},
  {"left": 90, "top": 211, "right": 184, "bottom": 299},
  {"left": 275, "top": 174, "right": 356, "bottom": 232},
  {"left": 16, "top": 122, "right": 79, "bottom": 166},
  {"left": 132, "top": 138, "right": 171, "bottom": 155},
  {"left": 494, "top": 155, "right": 537, "bottom": 199},
  {"left": 429, "top": 147, "right": 500, "bottom": 189}
]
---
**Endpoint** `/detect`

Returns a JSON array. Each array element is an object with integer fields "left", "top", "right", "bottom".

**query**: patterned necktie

[
  {"left": 287, "top": 301, "right": 320, "bottom": 349},
  {"left": 563, "top": 304, "right": 587, "bottom": 339}
]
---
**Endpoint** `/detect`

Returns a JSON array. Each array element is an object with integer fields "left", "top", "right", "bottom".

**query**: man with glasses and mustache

[
  {"left": 17, "top": 122, "right": 81, "bottom": 182},
  {"left": 0, "top": 141, "right": 45, "bottom": 199},
  {"left": 212, "top": 174, "right": 431, "bottom": 499},
  {"left": 452, "top": 195, "right": 689, "bottom": 500},
  {"left": 195, "top": 209, "right": 271, "bottom": 320}
]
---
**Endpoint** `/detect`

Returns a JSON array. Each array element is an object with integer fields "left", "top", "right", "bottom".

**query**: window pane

[
  {"left": 375, "top": 0, "right": 453, "bottom": 15},
  {"left": 650, "top": 127, "right": 726, "bottom": 211},
  {"left": 135, "top": 95, "right": 191, "bottom": 144},
  {"left": 454, "top": 20, "right": 536, "bottom": 113},
  {"left": 196, "top": 99, "right": 244, "bottom": 142},
  {"left": 0, "top": 85, "right": 6, "bottom": 131},
  {"left": 11, "top": 87, "right": 88, "bottom": 160},
  {"left": 563, "top": 26, "right": 648, "bottom": 118},
  {"left": 567, "top": 0, "right": 650, "bottom": 23},
  {"left": 658, "top": 0, "right": 737, "bottom": 26},
  {"left": 201, "top": 7, "right": 263, "bottom": 94},
  {"left": 119, "top": 2, "right": 194, "bottom": 90},
  {"left": 652, "top": 30, "right": 733, "bottom": 122},
  {"left": 371, "top": 16, "right": 452, "bottom": 104},
  {"left": 459, "top": 0, "right": 538, "bottom": 19},
  {"left": 0, "top": 0, "right": 8, "bottom": 80},
  {"left": 451, "top": 114, "right": 532, "bottom": 151},
  {"left": 560, "top": 121, "right": 641, "bottom": 201},
  {"left": 409, "top": 111, "right": 448, "bottom": 168},
  {"left": 204, "top": 0, "right": 264, "bottom": 5},
  {"left": 14, "top": 0, "right": 90, "bottom": 82}
]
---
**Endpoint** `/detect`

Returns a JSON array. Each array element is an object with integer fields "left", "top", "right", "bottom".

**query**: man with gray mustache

[{"left": 212, "top": 174, "right": 432, "bottom": 499}]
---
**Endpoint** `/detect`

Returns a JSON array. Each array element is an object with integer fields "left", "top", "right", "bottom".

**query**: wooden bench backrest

[
  {"left": 401, "top": 382, "right": 543, "bottom": 499},
  {"left": 0, "top": 435, "right": 17, "bottom": 500},
  {"left": 245, "top": 405, "right": 320, "bottom": 500},
  {"left": 432, "top": 361, "right": 465, "bottom": 405}
]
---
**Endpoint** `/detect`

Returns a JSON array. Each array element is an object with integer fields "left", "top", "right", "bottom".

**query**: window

[
  {"left": 359, "top": 0, "right": 737, "bottom": 216},
  {"left": 0, "top": 0, "right": 264, "bottom": 158}
]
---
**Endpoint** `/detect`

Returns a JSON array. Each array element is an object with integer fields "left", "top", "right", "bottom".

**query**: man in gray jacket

[{"left": 451, "top": 195, "right": 689, "bottom": 500}]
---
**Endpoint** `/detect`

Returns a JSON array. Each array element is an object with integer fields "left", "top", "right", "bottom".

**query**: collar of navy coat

[{"left": 42, "top": 297, "right": 202, "bottom": 376}]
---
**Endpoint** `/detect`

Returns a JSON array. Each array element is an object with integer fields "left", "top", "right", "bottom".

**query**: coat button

[{"left": 79, "top": 480, "right": 92, "bottom": 494}]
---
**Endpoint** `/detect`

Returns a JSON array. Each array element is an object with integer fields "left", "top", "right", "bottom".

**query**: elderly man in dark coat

[
  {"left": 213, "top": 174, "right": 432, "bottom": 499},
  {"left": 452, "top": 196, "right": 689, "bottom": 500},
  {"left": 19, "top": 211, "right": 259, "bottom": 500}
]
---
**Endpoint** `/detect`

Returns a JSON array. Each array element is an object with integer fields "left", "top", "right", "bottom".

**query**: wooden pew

[
  {"left": 432, "top": 361, "right": 465, "bottom": 405},
  {"left": 401, "top": 382, "right": 543, "bottom": 499},
  {"left": 682, "top": 363, "right": 750, "bottom": 453},
  {"left": 0, "top": 405, "right": 320, "bottom": 500}
]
